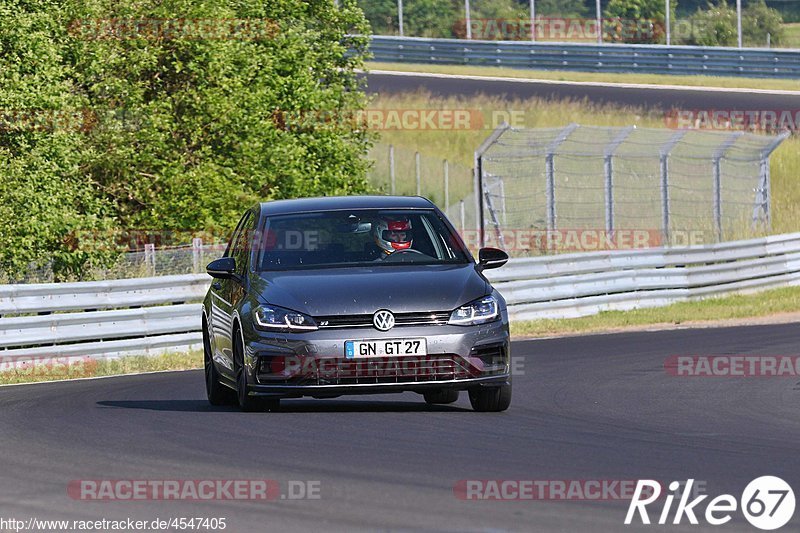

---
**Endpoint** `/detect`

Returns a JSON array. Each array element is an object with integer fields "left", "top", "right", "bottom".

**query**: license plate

[{"left": 345, "top": 338, "right": 427, "bottom": 358}]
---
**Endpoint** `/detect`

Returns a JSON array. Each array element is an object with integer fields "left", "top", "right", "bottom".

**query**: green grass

[
  {"left": 0, "top": 350, "right": 202, "bottom": 385},
  {"left": 783, "top": 23, "right": 800, "bottom": 48},
  {"left": 511, "top": 285, "right": 800, "bottom": 337},
  {"left": 367, "top": 61, "right": 800, "bottom": 92}
]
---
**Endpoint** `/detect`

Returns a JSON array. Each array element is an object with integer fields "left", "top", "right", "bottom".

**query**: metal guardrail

[
  {"left": 0, "top": 275, "right": 209, "bottom": 363},
  {"left": 3, "top": 232, "right": 800, "bottom": 365},
  {"left": 485, "top": 232, "right": 800, "bottom": 320},
  {"left": 368, "top": 35, "right": 800, "bottom": 78}
]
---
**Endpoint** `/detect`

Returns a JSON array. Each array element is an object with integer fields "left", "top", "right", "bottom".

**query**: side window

[
  {"left": 231, "top": 212, "right": 254, "bottom": 276},
  {"left": 224, "top": 212, "right": 249, "bottom": 259}
]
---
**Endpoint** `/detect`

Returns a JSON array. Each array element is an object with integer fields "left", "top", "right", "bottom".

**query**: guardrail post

[
  {"left": 603, "top": 127, "right": 634, "bottom": 235},
  {"left": 659, "top": 130, "right": 686, "bottom": 245},
  {"left": 712, "top": 132, "right": 744, "bottom": 242}
]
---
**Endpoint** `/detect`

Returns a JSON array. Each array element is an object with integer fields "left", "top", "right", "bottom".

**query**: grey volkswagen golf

[{"left": 202, "top": 196, "right": 511, "bottom": 412}]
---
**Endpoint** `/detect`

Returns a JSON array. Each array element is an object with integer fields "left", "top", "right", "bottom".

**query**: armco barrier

[
  {"left": 367, "top": 35, "right": 800, "bottom": 78},
  {"left": 3, "top": 232, "right": 800, "bottom": 365},
  {"left": 0, "top": 274, "right": 209, "bottom": 363}
]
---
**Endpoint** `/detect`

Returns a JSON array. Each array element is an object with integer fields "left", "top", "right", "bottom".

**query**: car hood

[{"left": 252, "top": 263, "right": 488, "bottom": 316}]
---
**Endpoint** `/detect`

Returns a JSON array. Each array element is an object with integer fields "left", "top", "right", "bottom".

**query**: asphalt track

[
  {"left": 1, "top": 323, "right": 799, "bottom": 532},
  {"left": 364, "top": 71, "right": 800, "bottom": 111}
]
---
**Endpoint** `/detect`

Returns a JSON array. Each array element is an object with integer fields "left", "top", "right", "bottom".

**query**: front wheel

[
  {"left": 234, "top": 326, "right": 266, "bottom": 412},
  {"left": 469, "top": 383, "right": 512, "bottom": 412},
  {"left": 204, "top": 318, "right": 235, "bottom": 406}
]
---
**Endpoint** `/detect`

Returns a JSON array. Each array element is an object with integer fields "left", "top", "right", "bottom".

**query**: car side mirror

[
  {"left": 207, "top": 257, "right": 236, "bottom": 279},
  {"left": 478, "top": 247, "right": 508, "bottom": 270}
]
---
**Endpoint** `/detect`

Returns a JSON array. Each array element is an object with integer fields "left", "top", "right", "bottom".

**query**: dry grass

[
  {"left": 367, "top": 91, "right": 800, "bottom": 236},
  {"left": 0, "top": 351, "right": 202, "bottom": 385}
]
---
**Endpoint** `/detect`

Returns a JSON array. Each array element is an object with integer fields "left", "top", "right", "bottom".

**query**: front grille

[
  {"left": 315, "top": 311, "right": 451, "bottom": 329},
  {"left": 257, "top": 354, "right": 479, "bottom": 385}
]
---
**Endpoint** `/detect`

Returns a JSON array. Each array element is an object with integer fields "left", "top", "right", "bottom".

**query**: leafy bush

[
  {"left": 0, "top": 0, "right": 373, "bottom": 281},
  {"left": 742, "top": 0, "right": 784, "bottom": 46},
  {"left": 678, "top": 0, "right": 783, "bottom": 46},
  {"left": 603, "top": 0, "right": 674, "bottom": 43}
]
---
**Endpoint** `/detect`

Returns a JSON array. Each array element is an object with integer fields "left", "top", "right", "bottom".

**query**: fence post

[
  {"left": 712, "top": 132, "right": 744, "bottom": 242},
  {"left": 754, "top": 131, "right": 789, "bottom": 231},
  {"left": 474, "top": 122, "right": 510, "bottom": 248},
  {"left": 481, "top": 176, "right": 506, "bottom": 249},
  {"left": 192, "top": 237, "right": 203, "bottom": 274},
  {"left": 659, "top": 130, "right": 686, "bottom": 246},
  {"left": 443, "top": 159, "right": 449, "bottom": 213},
  {"left": 397, "top": 0, "right": 404, "bottom": 36},
  {"left": 415, "top": 151, "right": 421, "bottom": 196},
  {"left": 144, "top": 243, "right": 156, "bottom": 276},
  {"left": 545, "top": 123, "right": 579, "bottom": 232},
  {"left": 459, "top": 200, "right": 466, "bottom": 235},
  {"left": 603, "top": 127, "right": 635, "bottom": 235},
  {"left": 389, "top": 144, "right": 396, "bottom": 194}
]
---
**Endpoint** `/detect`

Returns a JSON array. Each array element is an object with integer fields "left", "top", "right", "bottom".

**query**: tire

[
  {"left": 423, "top": 389, "right": 459, "bottom": 405},
  {"left": 204, "top": 317, "right": 235, "bottom": 406},
  {"left": 233, "top": 325, "right": 265, "bottom": 412},
  {"left": 468, "top": 383, "right": 512, "bottom": 412}
]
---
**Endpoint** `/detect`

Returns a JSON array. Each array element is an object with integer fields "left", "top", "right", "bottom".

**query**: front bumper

[{"left": 242, "top": 318, "right": 510, "bottom": 399}]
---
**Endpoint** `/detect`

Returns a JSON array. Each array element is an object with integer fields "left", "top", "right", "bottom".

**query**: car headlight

[
  {"left": 253, "top": 305, "right": 318, "bottom": 332},
  {"left": 448, "top": 295, "right": 499, "bottom": 326}
]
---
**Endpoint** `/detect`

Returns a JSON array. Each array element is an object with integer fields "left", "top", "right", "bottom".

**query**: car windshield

[{"left": 256, "top": 209, "right": 471, "bottom": 271}]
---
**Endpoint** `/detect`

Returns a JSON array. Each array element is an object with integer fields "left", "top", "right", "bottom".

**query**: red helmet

[{"left": 373, "top": 217, "right": 413, "bottom": 254}]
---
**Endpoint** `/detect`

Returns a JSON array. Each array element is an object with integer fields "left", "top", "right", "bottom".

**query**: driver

[{"left": 373, "top": 217, "right": 414, "bottom": 255}]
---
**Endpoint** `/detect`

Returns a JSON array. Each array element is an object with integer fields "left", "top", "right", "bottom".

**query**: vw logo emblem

[{"left": 373, "top": 310, "right": 395, "bottom": 331}]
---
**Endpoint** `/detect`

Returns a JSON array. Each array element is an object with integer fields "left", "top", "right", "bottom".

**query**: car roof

[{"left": 257, "top": 195, "right": 437, "bottom": 217}]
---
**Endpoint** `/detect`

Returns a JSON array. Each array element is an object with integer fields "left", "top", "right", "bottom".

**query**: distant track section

[{"left": 364, "top": 70, "right": 800, "bottom": 111}]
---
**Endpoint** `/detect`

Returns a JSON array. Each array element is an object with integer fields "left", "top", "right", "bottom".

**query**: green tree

[
  {"left": 0, "top": 0, "right": 373, "bottom": 280},
  {"left": 742, "top": 0, "right": 784, "bottom": 46},
  {"left": 604, "top": 0, "right": 674, "bottom": 43},
  {"left": 678, "top": 0, "right": 782, "bottom": 47}
]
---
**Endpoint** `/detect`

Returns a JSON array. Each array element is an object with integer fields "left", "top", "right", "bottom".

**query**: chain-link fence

[
  {"left": 476, "top": 124, "right": 788, "bottom": 255},
  {"left": 5, "top": 240, "right": 229, "bottom": 284},
  {"left": 367, "top": 142, "right": 478, "bottom": 233}
]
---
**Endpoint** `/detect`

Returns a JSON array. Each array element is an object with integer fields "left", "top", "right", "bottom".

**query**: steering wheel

[
  {"left": 391, "top": 249, "right": 424, "bottom": 255},
  {"left": 380, "top": 248, "right": 425, "bottom": 261}
]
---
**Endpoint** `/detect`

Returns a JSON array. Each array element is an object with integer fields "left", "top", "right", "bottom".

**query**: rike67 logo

[{"left": 625, "top": 477, "right": 795, "bottom": 530}]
